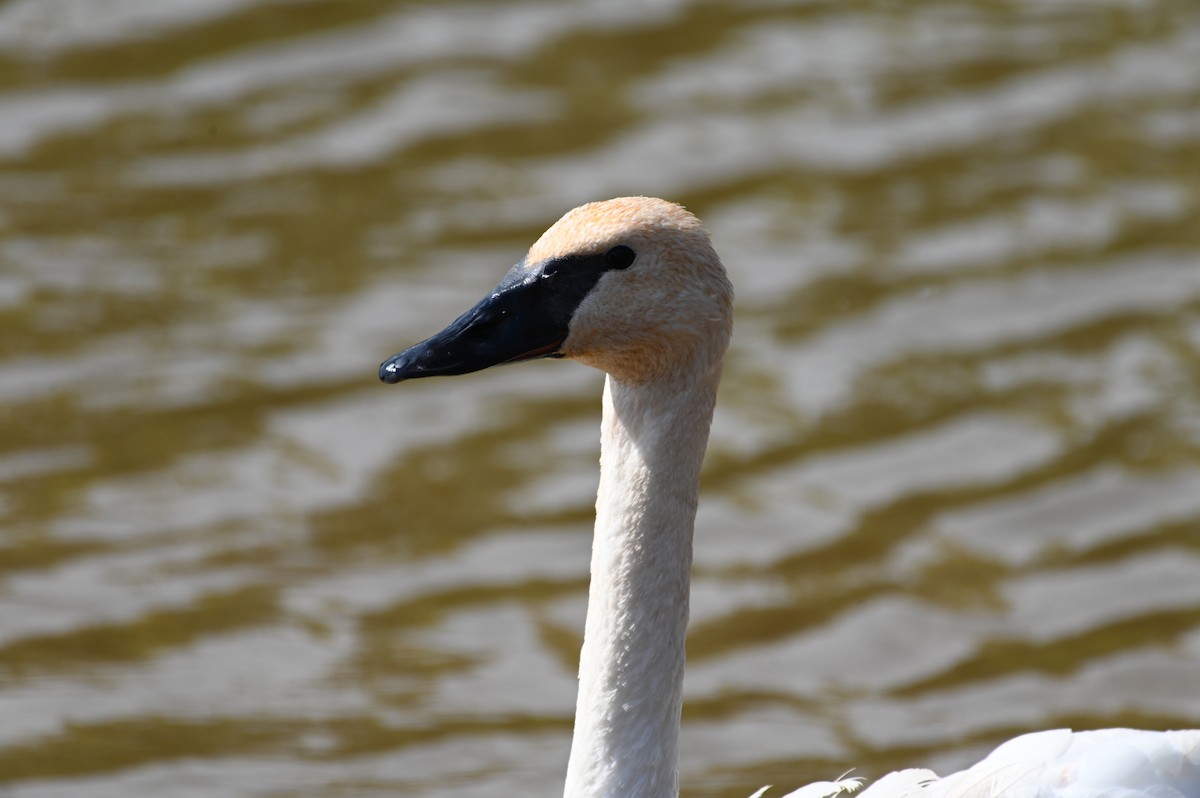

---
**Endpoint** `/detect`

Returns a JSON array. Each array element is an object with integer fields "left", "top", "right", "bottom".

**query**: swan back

[{"left": 852, "top": 729, "right": 1200, "bottom": 798}]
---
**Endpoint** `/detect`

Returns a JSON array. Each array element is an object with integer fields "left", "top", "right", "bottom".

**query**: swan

[{"left": 379, "top": 197, "right": 1200, "bottom": 798}]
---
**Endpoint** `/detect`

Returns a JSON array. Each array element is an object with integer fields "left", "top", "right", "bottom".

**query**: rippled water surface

[{"left": 2, "top": 1, "right": 1200, "bottom": 795}]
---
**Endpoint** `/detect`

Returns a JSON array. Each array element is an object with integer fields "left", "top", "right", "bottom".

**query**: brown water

[{"left": 2, "top": 1, "right": 1200, "bottom": 795}]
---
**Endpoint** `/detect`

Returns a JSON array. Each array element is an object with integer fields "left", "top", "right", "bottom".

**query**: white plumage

[
  {"left": 758, "top": 727, "right": 1200, "bottom": 798},
  {"left": 845, "top": 728, "right": 1200, "bottom": 798},
  {"left": 382, "top": 197, "right": 1200, "bottom": 798}
]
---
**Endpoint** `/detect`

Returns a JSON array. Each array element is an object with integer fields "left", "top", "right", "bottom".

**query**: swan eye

[{"left": 606, "top": 245, "right": 635, "bottom": 270}]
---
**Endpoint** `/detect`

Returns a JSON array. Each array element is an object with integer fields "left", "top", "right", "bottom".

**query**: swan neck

[{"left": 564, "top": 368, "right": 720, "bottom": 798}]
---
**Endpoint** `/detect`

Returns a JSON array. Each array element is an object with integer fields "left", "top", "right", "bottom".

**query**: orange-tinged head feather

[
  {"left": 527, "top": 197, "right": 707, "bottom": 264},
  {"left": 529, "top": 197, "right": 733, "bottom": 384}
]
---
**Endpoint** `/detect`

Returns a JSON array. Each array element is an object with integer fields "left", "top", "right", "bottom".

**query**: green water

[{"left": 1, "top": 1, "right": 1199, "bottom": 795}]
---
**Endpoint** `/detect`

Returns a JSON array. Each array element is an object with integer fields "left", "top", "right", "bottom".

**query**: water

[{"left": 1, "top": 0, "right": 1199, "bottom": 795}]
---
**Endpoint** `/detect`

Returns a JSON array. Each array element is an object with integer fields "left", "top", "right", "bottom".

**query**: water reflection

[{"left": 1, "top": 1, "right": 1198, "bottom": 796}]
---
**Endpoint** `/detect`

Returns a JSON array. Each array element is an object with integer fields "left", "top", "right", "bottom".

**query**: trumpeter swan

[{"left": 380, "top": 197, "right": 1200, "bottom": 798}]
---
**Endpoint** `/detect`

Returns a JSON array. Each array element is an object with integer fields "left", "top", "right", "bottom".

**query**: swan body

[
  {"left": 759, "top": 728, "right": 1200, "bottom": 798},
  {"left": 380, "top": 197, "right": 1200, "bottom": 798}
]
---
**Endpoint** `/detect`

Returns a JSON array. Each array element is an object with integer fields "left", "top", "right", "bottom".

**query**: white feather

[
  {"left": 780, "top": 776, "right": 866, "bottom": 798},
  {"left": 851, "top": 729, "right": 1200, "bottom": 798},
  {"left": 750, "top": 777, "right": 866, "bottom": 798}
]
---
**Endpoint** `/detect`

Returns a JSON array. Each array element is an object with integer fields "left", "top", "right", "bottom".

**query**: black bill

[{"left": 379, "top": 247, "right": 636, "bottom": 384}]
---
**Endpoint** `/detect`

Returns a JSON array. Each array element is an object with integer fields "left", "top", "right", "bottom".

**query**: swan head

[{"left": 380, "top": 197, "right": 733, "bottom": 385}]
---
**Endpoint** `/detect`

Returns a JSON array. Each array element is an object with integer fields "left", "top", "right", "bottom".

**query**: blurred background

[{"left": 1, "top": 0, "right": 1199, "bottom": 795}]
